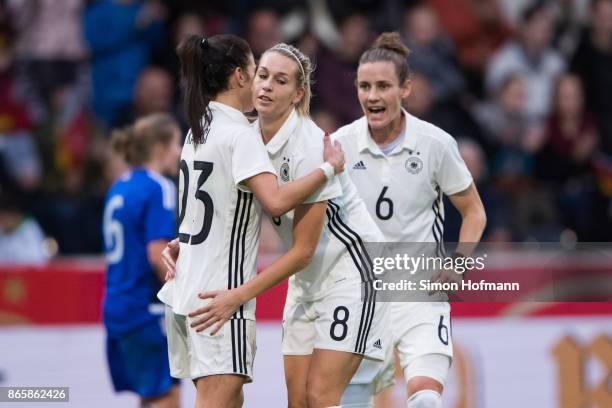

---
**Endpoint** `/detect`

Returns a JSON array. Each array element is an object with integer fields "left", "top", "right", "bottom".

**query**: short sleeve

[
  {"left": 293, "top": 146, "right": 342, "bottom": 204},
  {"left": 436, "top": 138, "right": 473, "bottom": 196},
  {"left": 144, "top": 182, "right": 176, "bottom": 243},
  {"left": 231, "top": 130, "right": 276, "bottom": 185}
]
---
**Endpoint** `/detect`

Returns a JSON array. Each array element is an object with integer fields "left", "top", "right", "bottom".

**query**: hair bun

[{"left": 371, "top": 32, "right": 410, "bottom": 58}]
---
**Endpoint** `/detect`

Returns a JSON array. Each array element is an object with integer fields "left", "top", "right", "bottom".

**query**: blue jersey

[{"left": 102, "top": 168, "right": 176, "bottom": 335}]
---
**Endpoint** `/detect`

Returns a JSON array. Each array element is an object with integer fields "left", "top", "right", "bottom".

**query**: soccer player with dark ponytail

[{"left": 156, "top": 34, "right": 345, "bottom": 407}]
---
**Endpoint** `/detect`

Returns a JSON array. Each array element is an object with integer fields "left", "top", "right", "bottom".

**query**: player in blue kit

[{"left": 102, "top": 113, "right": 182, "bottom": 408}]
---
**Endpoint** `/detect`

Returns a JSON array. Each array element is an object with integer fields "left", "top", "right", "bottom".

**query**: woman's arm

[
  {"left": 448, "top": 183, "right": 487, "bottom": 254},
  {"left": 431, "top": 183, "right": 486, "bottom": 288},
  {"left": 189, "top": 202, "right": 327, "bottom": 334},
  {"left": 245, "top": 134, "right": 344, "bottom": 217}
]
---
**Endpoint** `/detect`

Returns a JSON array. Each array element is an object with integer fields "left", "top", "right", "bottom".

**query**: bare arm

[
  {"left": 430, "top": 183, "right": 486, "bottom": 287},
  {"left": 448, "top": 183, "right": 487, "bottom": 254},
  {"left": 245, "top": 134, "right": 344, "bottom": 217},
  {"left": 189, "top": 202, "right": 327, "bottom": 333}
]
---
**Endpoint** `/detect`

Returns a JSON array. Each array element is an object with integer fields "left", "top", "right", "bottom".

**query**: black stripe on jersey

[
  {"left": 239, "top": 193, "right": 253, "bottom": 318},
  {"left": 228, "top": 190, "right": 253, "bottom": 375},
  {"left": 431, "top": 188, "right": 445, "bottom": 257},
  {"left": 327, "top": 201, "right": 375, "bottom": 281},
  {"left": 228, "top": 191, "right": 243, "bottom": 290},
  {"left": 325, "top": 200, "right": 376, "bottom": 354}
]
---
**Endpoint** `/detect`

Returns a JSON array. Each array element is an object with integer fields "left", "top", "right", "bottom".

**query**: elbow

[
  {"left": 295, "top": 247, "right": 316, "bottom": 270},
  {"left": 265, "top": 202, "right": 288, "bottom": 218}
]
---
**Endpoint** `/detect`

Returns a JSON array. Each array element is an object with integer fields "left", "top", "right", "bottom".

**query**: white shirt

[
  {"left": 333, "top": 109, "right": 473, "bottom": 245},
  {"left": 254, "top": 110, "right": 384, "bottom": 301},
  {"left": 158, "top": 102, "right": 276, "bottom": 318}
]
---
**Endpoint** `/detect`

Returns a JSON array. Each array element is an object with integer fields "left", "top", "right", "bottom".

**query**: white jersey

[
  {"left": 254, "top": 110, "right": 384, "bottom": 301},
  {"left": 334, "top": 109, "right": 472, "bottom": 245},
  {"left": 158, "top": 101, "right": 276, "bottom": 318}
]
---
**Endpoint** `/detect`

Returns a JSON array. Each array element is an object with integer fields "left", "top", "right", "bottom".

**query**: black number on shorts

[
  {"left": 330, "top": 306, "right": 349, "bottom": 341},
  {"left": 272, "top": 216, "right": 281, "bottom": 226},
  {"left": 438, "top": 315, "right": 449, "bottom": 345},
  {"left": 376, "top": 186, "right": 394, "bottom": 220},
  {"left": 178, "top": 159, "right": 214, "bottom": 245}
]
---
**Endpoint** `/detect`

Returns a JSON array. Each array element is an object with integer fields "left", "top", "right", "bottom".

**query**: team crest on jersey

[
  {"left": 280, "top": 157, "right": 291, "bottom": 182},
  {"left": 405, "top": 156, "right": 423, "bottom": 174}
]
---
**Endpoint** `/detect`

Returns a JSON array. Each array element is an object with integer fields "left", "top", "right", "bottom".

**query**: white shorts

[
  {"left": 350, "top": 302, "right": 453, "bottom": 389},
  {"left": 282, "top": 280, "right": 389, "bottom": 361},
  {"left": 165, "top": 306, "right": 256, "bottom": 382}
]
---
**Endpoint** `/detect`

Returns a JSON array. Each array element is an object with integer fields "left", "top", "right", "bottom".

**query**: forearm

[
  {"left": 271, "top": 169, "right": 327, "bottom": 216},
  {"left": 235, "top": 247, "right": 312, "bottom": 304},
  {"left": 456, "top": 208, "right": 487, "bottom": 256}
]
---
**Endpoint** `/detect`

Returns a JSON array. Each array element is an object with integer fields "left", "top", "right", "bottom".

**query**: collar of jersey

[
  {"left": 257, "top": 108, "right": 299, "bottom": 155},
  {"left": 358, "top": 108, "right": 417, "bottom": 156},
  {"left": 209, "top": 101, "right": 250, "bottom": 125}
]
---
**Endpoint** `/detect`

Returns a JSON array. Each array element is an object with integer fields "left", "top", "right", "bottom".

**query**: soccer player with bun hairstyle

[
  {"left": 186, "top": 41, "right": 390, "bottom": 408},
  {"left": 103, "top": 113, "right": 182, "bottom": 408},
  {"left": 334, "top": 32, "right": 487, "bottom": 407},
  {"left": 156, "top": 34, "right": 345, "bottom": 407}
]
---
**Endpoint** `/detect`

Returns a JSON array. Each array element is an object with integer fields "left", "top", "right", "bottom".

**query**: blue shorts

[{"left": 106, "top": 318, "right": 179, "bottom": 398}]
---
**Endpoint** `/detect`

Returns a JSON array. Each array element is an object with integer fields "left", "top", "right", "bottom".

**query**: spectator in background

[
  {"left": 7, "top": 0, "right": 89, "bottom": 123},
  {"left": 444, "top": 138, "right": 511, "bottom": 242},
  {"left": 0, "top": 10, "right": 41, "bottom": 193},
  {"left": 536, "top": 74, "right": 598, "bottom": 239},
  {"left": 404, "top": 71, "right": 484, "bottom": 148},
  {"left": 152, "top": 12, "right": 205, "bottom": 85},
  {"left": 571, "top": 0, "right": 612, "bottom": 155},
  {"left": 427, "top": 0, "right": 511, "bottom": 97},
  {"left": 474, "top": 73, "right": 545, "bottom": 178},
  {"left": 314, "top": 13, "right": 370, "bottom": 124},
  {"left": 402, "top": 3, "right": 467, "bottom": 105},
  {"left": 247, "top": 8, "right": 281, "bottom": 59},
  {"left": 84, "top": 0, "right": 167, "bottom": 127},
  {"left": 551, "top": 0, "right": 591, "bottom": 58},
  {"left": 486, "top": 1, "right": 565, "bottom": 122},
  {"left": 116, "top": 66, "right": 176, "bottom": 127},
  {"left": 403, "top": 72, "right": 435, "bottom": 120},
  {"left": 311, "top": 109, "right": 340, "bottom": 134},
  {"left": 537, "top": 74, "right": 598, "bottom": 182},
  {"left": 0, "top": 194, "right": 49, "bottom": 265}
]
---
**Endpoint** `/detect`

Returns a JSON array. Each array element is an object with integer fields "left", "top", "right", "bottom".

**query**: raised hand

[{"left": 323, "top": 133, "right": 345, "bottom": 174}]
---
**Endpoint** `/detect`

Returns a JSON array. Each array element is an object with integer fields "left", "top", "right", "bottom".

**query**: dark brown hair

[
  {"left": 176, "top": 34, "right": 252, "bottom": 145},
  {"left": 359, "top": 32, "right": 411, "bottom": 84},
  {"left": 111, "top": 113, "right": 179, "bottom": 166}
]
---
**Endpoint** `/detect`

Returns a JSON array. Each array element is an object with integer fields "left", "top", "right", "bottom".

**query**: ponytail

[{"left": 177, "top": 34, "right": 252, "bottom": 145}]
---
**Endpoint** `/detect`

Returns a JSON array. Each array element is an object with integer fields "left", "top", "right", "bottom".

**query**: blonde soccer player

[
  {"left": 334, "top": 32, "right": 487, "bottom": 408},
  {"left": 156, "top": 34, "right": 344, "bottom": 408}
]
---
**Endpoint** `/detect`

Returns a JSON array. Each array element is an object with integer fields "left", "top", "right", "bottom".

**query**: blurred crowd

[{"left": 1, "top": 0, "right": 612, "bottom": 261}]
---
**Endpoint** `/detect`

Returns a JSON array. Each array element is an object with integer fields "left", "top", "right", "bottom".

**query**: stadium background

[{"left": 0, "top": 0, "right": 610, "bottom": 406}]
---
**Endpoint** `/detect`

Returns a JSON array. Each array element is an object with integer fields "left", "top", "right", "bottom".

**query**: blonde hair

[{"left": 263, "top": 43, "right": 313, "bottom": 116}]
